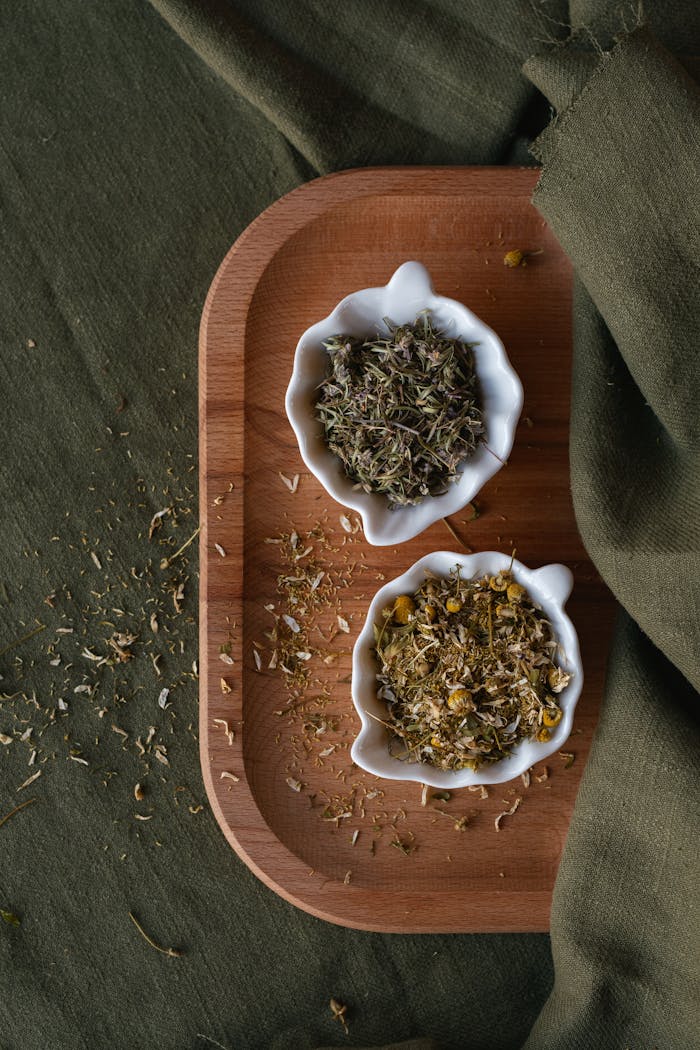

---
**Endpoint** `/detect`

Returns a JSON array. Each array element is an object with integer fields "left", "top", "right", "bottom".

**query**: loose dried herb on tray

[
  {"left": 315, "top": 315, "right": 484, "bottom": 508},
  {"left": 373, "top": 568, "right": 571, "bottom": 770}
]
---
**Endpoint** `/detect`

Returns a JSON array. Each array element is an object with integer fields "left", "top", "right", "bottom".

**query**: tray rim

[{"left": 199, "top": 165, "right": 566, "bottom": 933}]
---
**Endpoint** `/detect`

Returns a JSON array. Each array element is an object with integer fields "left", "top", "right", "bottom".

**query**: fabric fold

[{"left": 521, "top": 22, "right": 700, "bottom": 1050}]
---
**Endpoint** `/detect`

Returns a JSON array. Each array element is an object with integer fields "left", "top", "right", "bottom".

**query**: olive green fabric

[{"left": 0, "top": 3, "right": 697, "bottom": 1050}]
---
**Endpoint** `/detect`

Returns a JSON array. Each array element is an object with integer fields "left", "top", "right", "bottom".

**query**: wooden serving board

[{"left": 199, "top": 167, "right": 616, "bottom": 932}]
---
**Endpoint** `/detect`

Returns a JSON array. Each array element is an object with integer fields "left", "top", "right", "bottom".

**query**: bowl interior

[
  {"left": 285, "top": 262, "right": 523, "bottom": 545},
  {"left": 350, "top": 551, "right": 582, "bottom": 788}
]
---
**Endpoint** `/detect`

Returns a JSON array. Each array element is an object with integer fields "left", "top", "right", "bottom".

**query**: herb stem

[
  {"left": 196, "top": 1037, "right": 232, "bottom": 1050},
  {"left": 441, "top": 517, "right": 470, "bottom": 550},
  {"left": 0, "top": 797, "right": 38, "bottom": 830},
  {"left": 0, "top": 622, "right": 46, "bottom": 659},
  {"left": 128, "top": 911, "right": 184, "bottom": 957},
  {"left": 160, "top": 526, "right": 201, "bottom": 569}
]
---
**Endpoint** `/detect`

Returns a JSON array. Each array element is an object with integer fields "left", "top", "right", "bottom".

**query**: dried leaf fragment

[
  {"left": 286, "top": 777, "right": 303, "bottom": 792},
  {"left": 153, "top": 745, "right": 169, "bottom": 767},
  {"left": 172, "top": 582, "right": 185, "bottom": 614},
  {"left": 220, "top": 771, "right": 240, "bottom": 783},
  {"left": 220, "top": 677, "right": 232, "bottom": 695},
  {"left": 213, "top": 719, "right": 234, "bottom": 745},
  {"left": 148, "top": 508, "right": 171, "bottom": 539},
  {"left": 157, "top": 688, "right": 170, "bottom": 709},
  {"left": 17, "top": 770, "right": 42, "bottom": 791},
  {"left": 134, "top": 783, "right": 145, "bottom": 801},
  {"left": 494, "top": 797, "right": 521, "bottom": 831},
  {"left": 559, "top": 751, "right": 575, "bottom": 768},
  {"left": 330, "top": 998, "right": 349, "bottom": 1035},
  {"left": 1, "top": 909, "right": 20, "bottom": 927}
]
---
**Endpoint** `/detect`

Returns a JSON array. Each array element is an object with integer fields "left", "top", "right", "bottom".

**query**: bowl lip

[
  {"left": 284, "top": 261, "right": 524, "bottom": 546},
  {"left": 349, "top": 549, "right": 583, "bottom": 788}
]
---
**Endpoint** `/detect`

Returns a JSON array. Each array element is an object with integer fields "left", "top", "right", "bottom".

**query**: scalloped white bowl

[
  {"left": 350, "top": 550, "right": 583, "bottom": 788},
  {"left": 284, "top": 261, "right": 523, "bottom": 546}
]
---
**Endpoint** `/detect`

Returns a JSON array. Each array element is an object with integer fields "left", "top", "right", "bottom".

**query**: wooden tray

[{"left": 199, "top": 167, "right": 615, "bottom": 933}]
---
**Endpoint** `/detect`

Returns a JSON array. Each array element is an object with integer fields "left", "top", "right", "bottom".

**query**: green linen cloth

[{"left": 0, "top": 2, "right": 697, "bottom": 1049}]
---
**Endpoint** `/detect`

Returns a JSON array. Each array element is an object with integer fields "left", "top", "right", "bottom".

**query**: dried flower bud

[
  {"left": 503, "top": 249, "right": 524, "bottom": 267},
  {"left": 393, "top": 595, "right": 415, "bottom": 624}
]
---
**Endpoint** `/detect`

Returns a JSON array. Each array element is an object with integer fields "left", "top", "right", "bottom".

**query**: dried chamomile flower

[{"left": 374, "top": 567, "right": 572, "bottom": 771}]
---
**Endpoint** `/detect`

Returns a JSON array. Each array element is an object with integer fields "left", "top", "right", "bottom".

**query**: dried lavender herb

[
  {"left": 316, "top": 315, "right": 484, "bottom": 508},
  {"left": 374, "top": 568, "right": 571, "bottom": 770}
]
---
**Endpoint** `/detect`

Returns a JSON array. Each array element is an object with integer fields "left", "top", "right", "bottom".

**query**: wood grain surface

[{"left": 199, "top": 167, "right": 616, "bottom": 932}]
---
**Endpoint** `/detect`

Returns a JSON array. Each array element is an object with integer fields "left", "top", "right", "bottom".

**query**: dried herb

[
  {"left": 128, "top": 911, "right": 183, "bottom": 957},
  {"left": 441, "top": 517, "right": 471, "bottom": 551},
  {"left": 0, "top": 797, "right": 38, "bottom": 830},
  {"left": 159, "top": 524, "right": 200, "bottom": 569},
  {"left": 374, "top": 568, "right": 571, "bottom": 770},
  {"left": 495, "top": 797, "right": 521, "bottom": 831},
  {"left": 1, "top": 909, "right": 20, "bottom": 927},
  {"left": 503, "top": 249, "right": 525, "bottom": 268},
  {"left": 316, "top": 315, "right": 484, "bottom": 508},
  {"left": 0, "top": 622, "right": 46, "bottom": 659},
  {"left": 195, "top": 1036, "right": 231, "bottom": 1050},
  {"left": 330, "top": 997, "right": 349, "bottom": 1034},
  {"left": 503, "top": 249, "right": 543, "bottom": 268},
  {"left": 391, "top": 833, "right": 416, "bottom": 855}
]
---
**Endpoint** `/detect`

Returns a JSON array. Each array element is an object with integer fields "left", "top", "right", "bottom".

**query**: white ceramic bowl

[
  {"left": 350, "top": 550, "right": 583, "bottom": 787},
  {"left": 285, "top": 261, "right": 523, "bottom": 546}
]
